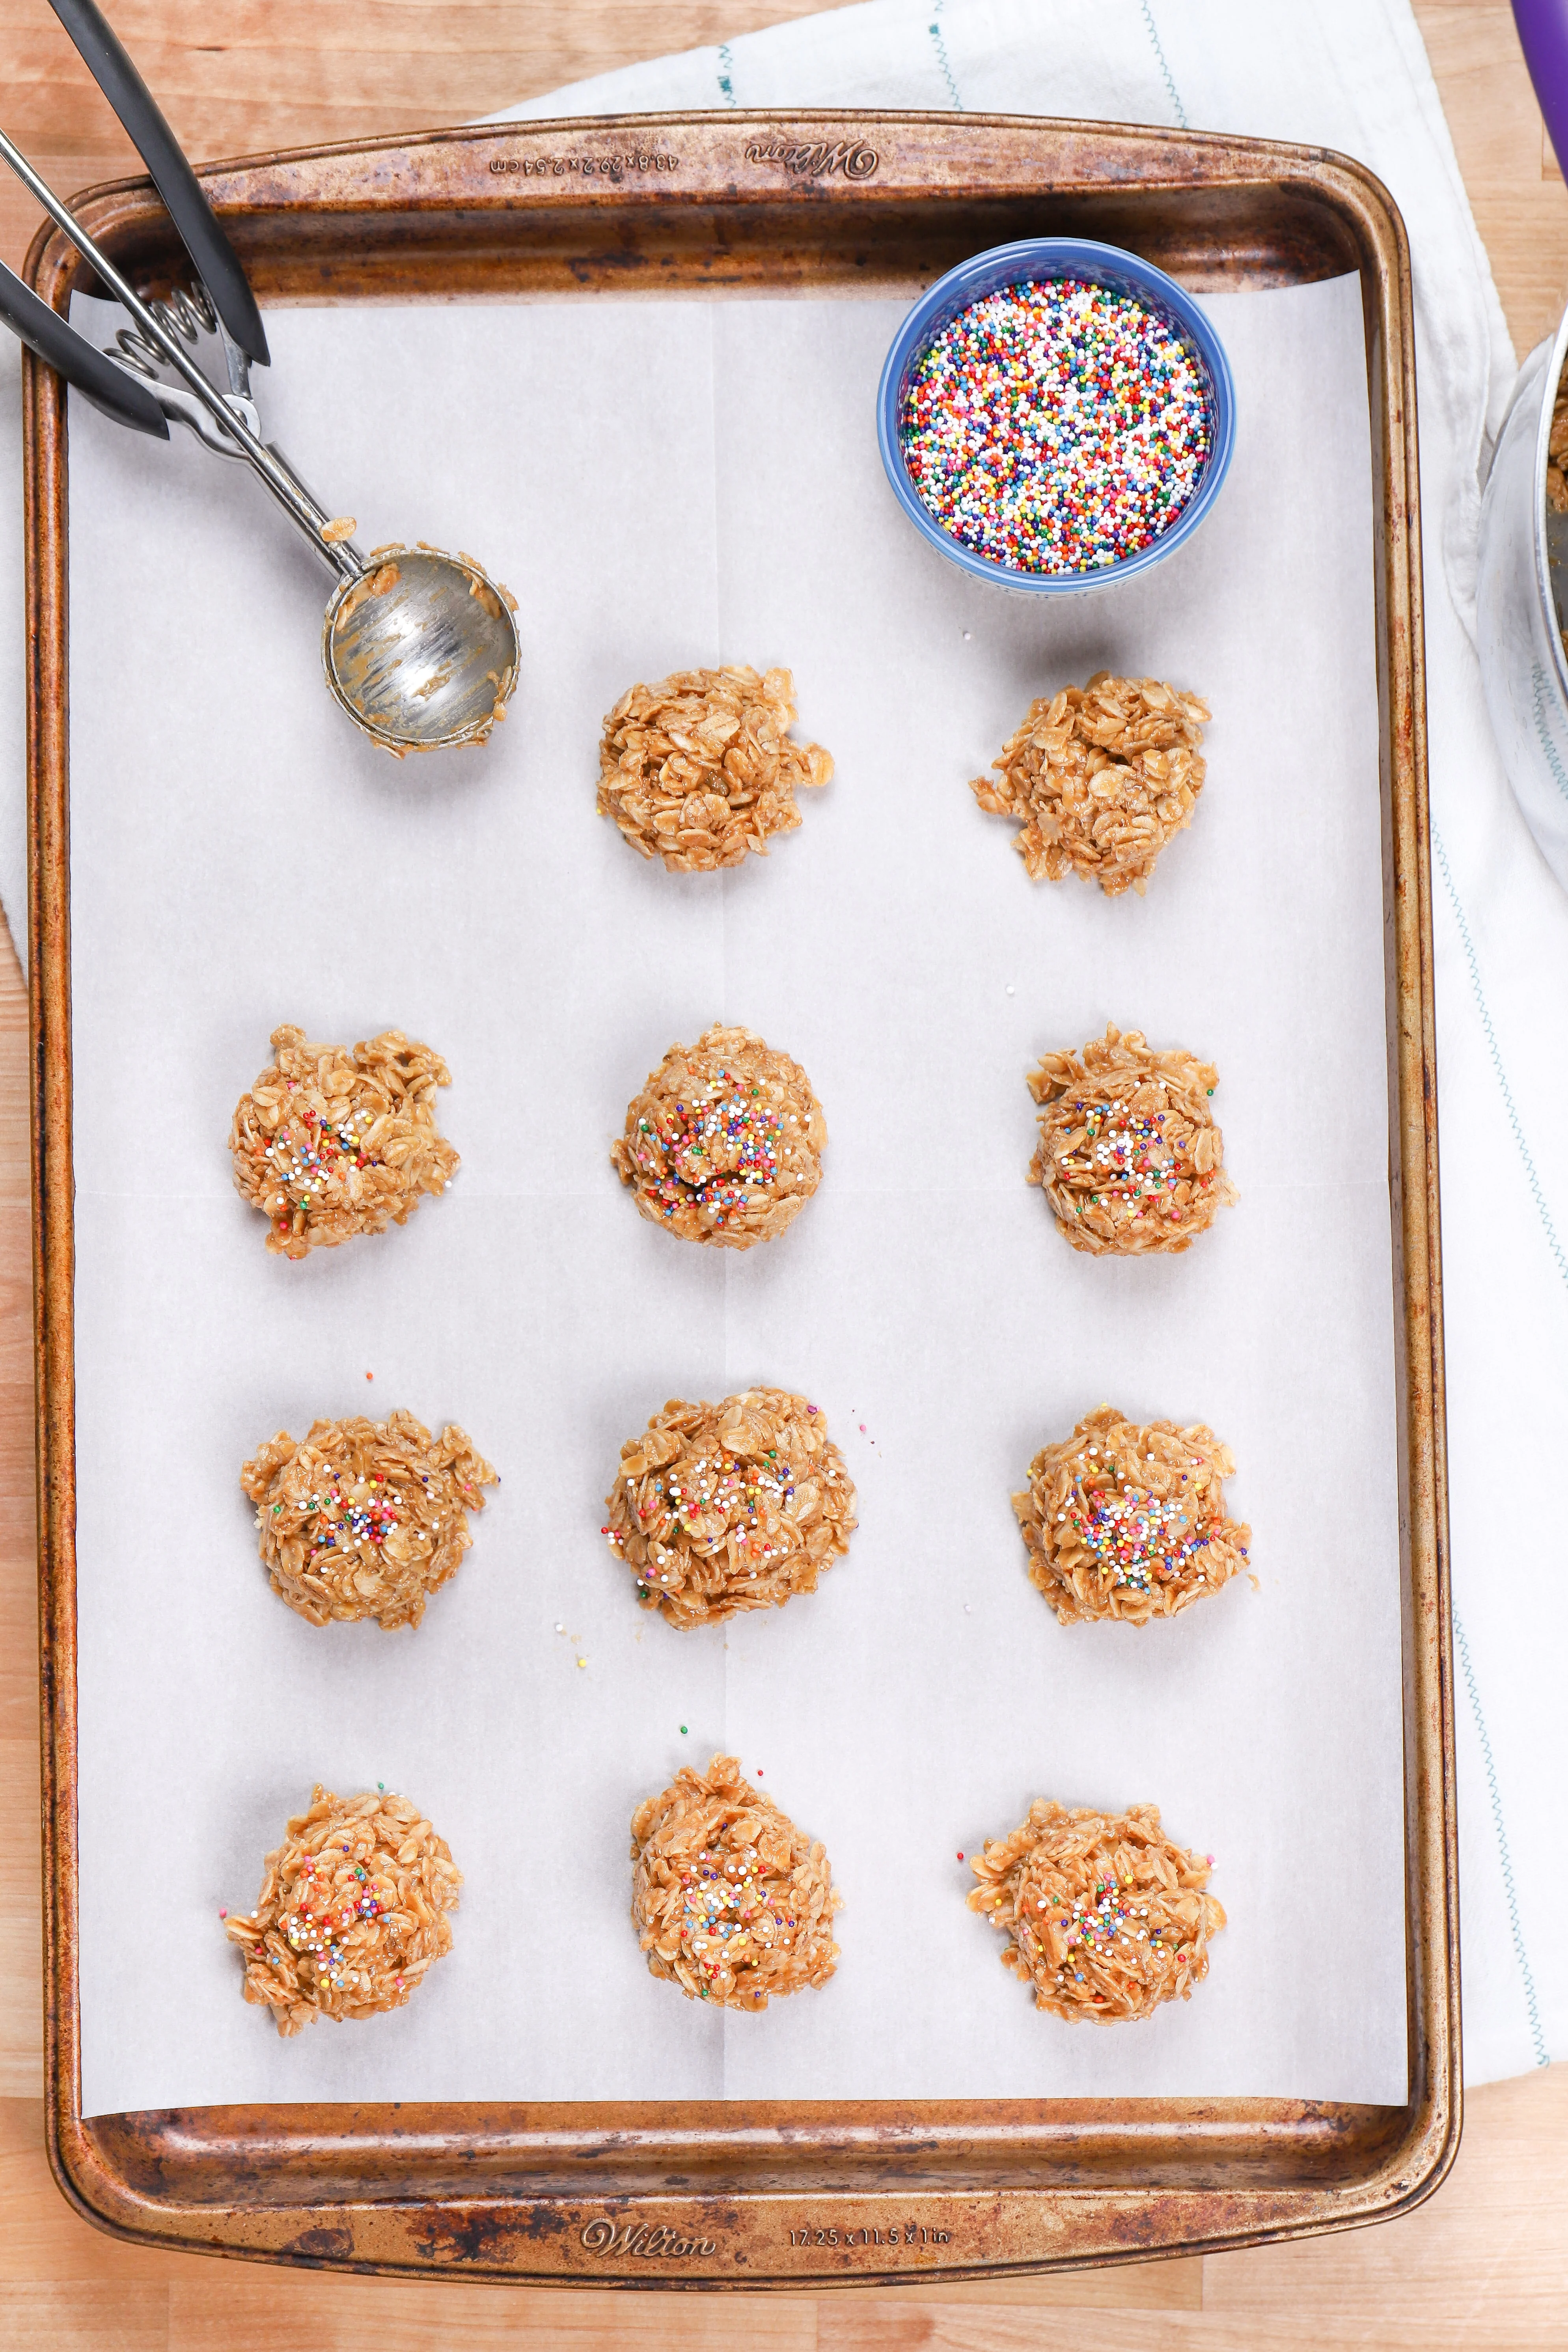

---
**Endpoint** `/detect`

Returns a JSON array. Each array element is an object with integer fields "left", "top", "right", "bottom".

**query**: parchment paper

[{"left": 67, "top": 273, "right": 1407, "bottom": 2115}]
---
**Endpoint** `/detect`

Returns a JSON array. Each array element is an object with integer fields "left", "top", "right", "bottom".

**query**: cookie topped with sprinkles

[
  {"left": 899, "top": 278, "right": 1213, "bottom": 575},
  {"left": 610, "top": 1022, "right": 827, "bottom": 1249},
  {"left": 603, "top": 1390, "right": 856, "bottom": 1627},
  {"left": 229, "top": 1023, "right": 459, "bottom": 1260},
  {"left": 1026, "top": 1022, "right": 1236, "bottom": 1254},
  {"left": 630, "top": 1752, "right": 841, "bottom": 2009},
  {"left": 225, "top": 1785, "right": 461, "bottom": 2037},
  {"left": 242, "top": 1410, "right": 498, "bottom": 1631},
  {"left": 967, "top": 1798, "right": 1225, "bottom": 2022},
  {"left": 1014, "top": 1404, "right": 1251, "bottom": 1625}
]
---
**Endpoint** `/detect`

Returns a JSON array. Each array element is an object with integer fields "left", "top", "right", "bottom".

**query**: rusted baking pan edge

[
  {"left": 27, "top": 110, "right": 1454, "bottom": 2284},
  {"left": 71, "top": 108, "right": 1373, "bottom": 295}
]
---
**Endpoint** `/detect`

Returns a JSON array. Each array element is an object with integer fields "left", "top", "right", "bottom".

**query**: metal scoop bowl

[
  {"left": 325, "top": 547, "right": 519, "bottom": 755},
  {"left": 0, "top": 0, "right": 520, "bottom": 757}
]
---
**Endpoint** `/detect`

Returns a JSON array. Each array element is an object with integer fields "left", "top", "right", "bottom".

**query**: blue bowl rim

[{"left": 875, "top": 235, "right": 1237, "bottom": 593}]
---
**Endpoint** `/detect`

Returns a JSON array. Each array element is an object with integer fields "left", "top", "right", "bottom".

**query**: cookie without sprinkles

[
  {"left": 604, "top": 1390, "right": 856, "bottom": 1626},
  {"left": 598, "top": 665, "right": 833, "bottom": 869},
  {"left": 224, "top": 1785, "right": 461, "bottom": 2037},
  {"left": 1027, "top": 1023, "right": 1236, "bottom": 1254},
  {"left": 971, "top": 673, "right": 1210, "bottom": 896},
  {"left": 229, "top": 1024, "right": 459, "bottom": 1259},
  {"left": 968, "top": 1798, "right": 1225, "bottom": 2021},
  {"left": 242, "top": 1411, "right": 498, "bottom": 1630},
  {"left": 900, "top": 279, "right": 1212, "bottom": 573},
  {"left": 610, "top": 1023, "right": 826, "bottom": 1248},
  {"left": 1014, "top": 1404, "right": 1251, "bottom": 1624},
  {"left": 630, "top": 1752, "right": 841, "bottom": 2008}
]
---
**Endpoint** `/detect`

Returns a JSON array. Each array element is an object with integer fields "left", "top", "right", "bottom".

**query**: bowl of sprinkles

[{"left": 878, "top": 238, "right": 1235, "bottom": 589}]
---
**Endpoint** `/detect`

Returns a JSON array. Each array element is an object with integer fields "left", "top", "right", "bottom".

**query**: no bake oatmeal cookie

[
  {"left": 229, "top": 1023, "right": 459, "bottom": 1260},
  {"left": 968, "top": 1798, "right": 1224, "bottom": 2021},
  {"left": 1014, "top": 1404, "right": 1251, "bottom": 1625},
  {"left": 598, "top": 665, "right": 833, "bottom": 870},
  {"left": 225, "top": 1785, "right": 461, "bottom": 2036},
  {"left": 611, "top": 1023, "right": 826, "bottom": 1247},
  {"left": 242, "top": 1411, "right": 498, "bottom": 1630},
  {"left": 971, "top": 673, "right": 1210, "bottom": 897},
  {"left": 630, "top": 1752, "right": 841, "bottom": 2008},
  {"left": 603, "top": 1390, "right": 855, "bottom": 1627},
  {"left": 1027, "top": 1022, "right": 1236, "bottom": 1253}
]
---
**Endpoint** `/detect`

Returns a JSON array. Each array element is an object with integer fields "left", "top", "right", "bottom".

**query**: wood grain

[{"left": 0, "top": 0, "right": 1564, "bottom": 2340}]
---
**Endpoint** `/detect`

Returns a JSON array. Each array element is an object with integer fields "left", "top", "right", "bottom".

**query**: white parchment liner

[{"left": 66, "top": 275, "right": 1406, "bottom": 2113}]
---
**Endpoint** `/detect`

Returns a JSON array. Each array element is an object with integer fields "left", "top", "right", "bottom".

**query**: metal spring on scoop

[{"left": 108, "top": 278, "right": 216, "bottom": 380}]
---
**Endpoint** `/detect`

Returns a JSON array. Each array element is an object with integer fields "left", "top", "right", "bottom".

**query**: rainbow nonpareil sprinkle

[
  {"left": 1068, "top": 1474, "right": 1207, "bottom": 1596},
  {"left": 898, "top": 278, "right": 1212, "bottom": 574},
  {"left": 634, "top": 1076, "right": 782, "bottom": 1229}
]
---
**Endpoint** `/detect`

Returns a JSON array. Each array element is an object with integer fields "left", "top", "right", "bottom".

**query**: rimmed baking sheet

[{"left": 65, "top": 268, "right": 1406, "bottom": 2119}]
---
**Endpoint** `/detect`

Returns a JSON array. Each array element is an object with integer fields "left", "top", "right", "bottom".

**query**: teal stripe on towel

[
  {"left": 1433, "top": 824, "right": 1568, "bottom": 1294},
  {"left": 1138, "top": 0, "right": 1190, "bottom": 129},
  {"left": 1531, "top": 663, "right": 1568, "bottom": 806},
  {"left": 1454, "top": 1613, "right": 1549, "bottom": 2067},
  {"left": 928, "top": 0, "right": 962, "bottom": 109}
]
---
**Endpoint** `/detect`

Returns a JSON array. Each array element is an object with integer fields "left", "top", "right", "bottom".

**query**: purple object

[{"left": 1513, "top": 0, "right": 1568, "bottom": 181}]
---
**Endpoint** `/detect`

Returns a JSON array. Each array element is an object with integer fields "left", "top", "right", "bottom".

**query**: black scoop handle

[
  {"left": 0, "top": 258, "right": 168, "bottom": 435},
  {"left": 47, "top": 0, "right": 270, "bottom": 367}
]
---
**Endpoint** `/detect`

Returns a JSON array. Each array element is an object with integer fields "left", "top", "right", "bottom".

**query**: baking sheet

[{"left": 66, "top": 272, "right": 1407, "bottom": 2115}]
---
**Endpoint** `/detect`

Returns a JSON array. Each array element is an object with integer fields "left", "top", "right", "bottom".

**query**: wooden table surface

[{"left": 2, "top": 2, "right": 1566, "bottom": 2342}]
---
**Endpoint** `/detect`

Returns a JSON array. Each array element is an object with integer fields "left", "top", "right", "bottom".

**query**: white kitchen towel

[{"left": 6, "top": 0, "right": 1563, "bottom": 2088}]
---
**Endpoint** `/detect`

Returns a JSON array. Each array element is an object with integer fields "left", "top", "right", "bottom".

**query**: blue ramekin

[{"left": 876, "top": 237, "right": 1236, "bottom": 593}]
